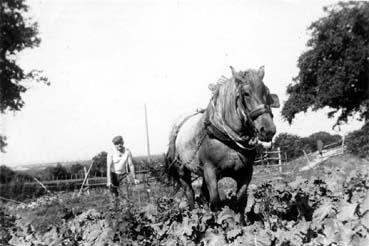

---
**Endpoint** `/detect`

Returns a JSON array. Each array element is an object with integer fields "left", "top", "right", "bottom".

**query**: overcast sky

[{"left": 1, "top": 0, "right": 364, "bottom": 166}]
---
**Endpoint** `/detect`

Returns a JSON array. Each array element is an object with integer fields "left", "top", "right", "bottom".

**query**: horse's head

[{"left": 231, "top": 66, "right": 280, "bottom": 142}]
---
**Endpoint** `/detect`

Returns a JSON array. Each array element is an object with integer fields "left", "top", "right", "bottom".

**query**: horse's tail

[{"left": 164, "top": 122, "right": 181, "bottom": 189}]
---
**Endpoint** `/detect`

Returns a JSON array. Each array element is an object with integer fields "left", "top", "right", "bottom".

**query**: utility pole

[{"left": 144, "top": 103, "right": 151, "bottom": 158}]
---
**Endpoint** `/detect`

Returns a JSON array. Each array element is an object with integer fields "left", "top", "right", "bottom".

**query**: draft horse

[{"left": 165, "top": 66, "right": 280, "bottom": 223}]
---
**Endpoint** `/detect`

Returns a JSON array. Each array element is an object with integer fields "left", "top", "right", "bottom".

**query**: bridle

[
  {"left": 235, "top": 86, "right": 273, "bottom": 133},
  {"left": 205, "top": 75, "right": 275, "bottom": 151}
]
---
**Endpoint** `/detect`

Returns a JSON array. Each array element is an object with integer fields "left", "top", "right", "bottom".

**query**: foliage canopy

[
  {"left": 282, "top": 1, "right": 369, "bottom": 125},
  {"left": 0, "top": 0, "right": 49, "bottom": 113}
]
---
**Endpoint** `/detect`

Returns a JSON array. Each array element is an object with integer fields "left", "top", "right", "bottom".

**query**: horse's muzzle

[
  {"left": 258, "top": 127, "right": 276, "bottom": 142},
  {"left": 255, "top": 114, "right": 276, "bottom": 142}
]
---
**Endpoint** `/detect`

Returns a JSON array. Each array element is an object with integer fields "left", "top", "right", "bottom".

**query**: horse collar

[{"left": 205, "top": 101, "right": 257, "bottom": 151}]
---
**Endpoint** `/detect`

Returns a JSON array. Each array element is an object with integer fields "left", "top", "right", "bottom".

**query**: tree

[
  {"left": 90, "top": 151, "right": 108, "bottom": 176},
  {"left": 0, "top": 136, "right": 7, "bottom": 153},
  {"left": 0, "top": 165, "right": 15, "bottom": 184},
  {"left": 302, "top": 131, "right": 341, "bottom": 152},
  {"left": 274, "top": 133, "right": 305, "bottom": 160},
  {"left": 51, "top": 163, "right": 70, "bottom": 179},
  {"left": 0, "top": 0, "right": 49, "bottom": 147},
  {"left": 282, "top": 2, "right": 369, "bottom": 126},
  {"left": 70, "top": 162, "right": 85, "bottom": 175}
]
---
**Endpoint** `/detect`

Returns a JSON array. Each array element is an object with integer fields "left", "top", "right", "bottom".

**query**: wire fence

[
  {"left": 0, "top": 164, "right": 167, "bottom": 204},
  {"left": 255, "top": 147, "right": 282, "bottom": 166}
]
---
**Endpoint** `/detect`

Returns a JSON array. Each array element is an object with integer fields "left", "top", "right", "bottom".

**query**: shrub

[
  {"left": 346, "top": 122, "right": 369, "bottom": 158},
  {"left": 0, "top": 165, "right": 15, "bottom": 184}
]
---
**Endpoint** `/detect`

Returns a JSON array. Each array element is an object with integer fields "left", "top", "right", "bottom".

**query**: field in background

[{"left": 0, "top": 142, "right": 348, "bottom": 202}]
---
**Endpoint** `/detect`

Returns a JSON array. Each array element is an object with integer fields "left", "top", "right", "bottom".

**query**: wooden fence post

[
  {"left": 34, "top": 177, "right": 52, "bottom": 194},
  {"left": 143, "top": 173, "right": 149, "bottom": 200},
  {"left": 278, "top": 147, "right": 282, "bottom": 173},
  {"left": 303, "top": 150, "right": 311, "bottom": 164},
  {"left": 84, "top": 166, "right": 90, "bottom": 195},
  {"left": 78, "top": 161, "right": 94, "bottom": 196}
]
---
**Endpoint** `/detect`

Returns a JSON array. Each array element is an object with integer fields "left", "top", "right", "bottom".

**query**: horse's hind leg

[{"left": 179, "top": 168, "right": 195, "bottom": 209}]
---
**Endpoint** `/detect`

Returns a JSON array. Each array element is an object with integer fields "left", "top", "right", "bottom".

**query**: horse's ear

[
  {"left": 258, "top": 66, "right": 265, "bottom": 79},
  {"left": 230, "top": 66, "right": 237, "bottom": 77},
  {"left": 230, "top": 66, "right": 242, "bottom": 83},
  {"left": 268, "top": 93, "right": 280, "bottom": 108}
]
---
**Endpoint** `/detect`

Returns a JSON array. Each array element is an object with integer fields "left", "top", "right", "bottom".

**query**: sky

[{"left": 0, "top": 0, "right": 365, "bottom": 166}]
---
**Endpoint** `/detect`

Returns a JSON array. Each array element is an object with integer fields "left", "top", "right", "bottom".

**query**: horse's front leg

[
  {"left": 235, "top": 166, "right": 253, "bottom": 225},
  {"left": 203, "top": 162, "right": 221, "bottom": 210},
  {"left": 200, "top": 180, "right": 209, "bottom": 204}
]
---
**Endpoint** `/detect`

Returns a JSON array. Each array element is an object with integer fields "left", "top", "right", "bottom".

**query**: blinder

[{"left": 249, "top": 104, "right": 272, "bottom": 120}]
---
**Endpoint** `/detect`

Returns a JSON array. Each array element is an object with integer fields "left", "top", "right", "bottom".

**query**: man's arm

[
  {"left": 127, "top": 150, "right": 135, "bottom": 179},
  {"left": 127, "top": 150, "right": 139, "bottom": 184},
  {"left": 106, "top": 153, "right": 112, "bottom": 186}
]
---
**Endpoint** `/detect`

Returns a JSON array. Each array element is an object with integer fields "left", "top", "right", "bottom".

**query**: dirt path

[{"left": 299, "top": 147, "right": 343, "bottom": 171}]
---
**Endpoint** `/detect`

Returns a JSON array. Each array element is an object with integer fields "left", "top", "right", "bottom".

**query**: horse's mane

[
  {"left": 210, "top": 74, "right": 238, "bottom": 109},
  {"left": 210, "top": 68, "right": 261, "bottom": 103},
  {"left": 208, "top": 75, "right": 229, "bottom": 97},
  {"left": 205, "top": 68, "right": 260, "bottom": 147}
]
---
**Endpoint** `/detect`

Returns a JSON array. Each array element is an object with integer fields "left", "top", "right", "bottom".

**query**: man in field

[
  {"left": 317, "top": 139, "right": 323, "bottom": 158},
  {"left": 106, "top": 136, "right": 139, "bottom": 200}
]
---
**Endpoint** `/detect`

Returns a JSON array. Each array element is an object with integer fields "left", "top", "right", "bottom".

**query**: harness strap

[{"left": 204, "top": 100, "right": 257, "bottom": 151}]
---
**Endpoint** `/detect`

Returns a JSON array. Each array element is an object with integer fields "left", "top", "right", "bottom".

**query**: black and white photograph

[{"left": 1, "top": 0, "right": 368, "bottom": 245}]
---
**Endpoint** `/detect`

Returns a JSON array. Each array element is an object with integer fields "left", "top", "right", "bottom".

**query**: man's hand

[{"left": 133, "top": 178, "right": 140, "bottom": 185}]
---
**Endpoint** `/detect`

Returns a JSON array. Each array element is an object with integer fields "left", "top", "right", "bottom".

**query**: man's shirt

[{"left": 108, "top": 147, "right": 132, "bottom": 175}]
